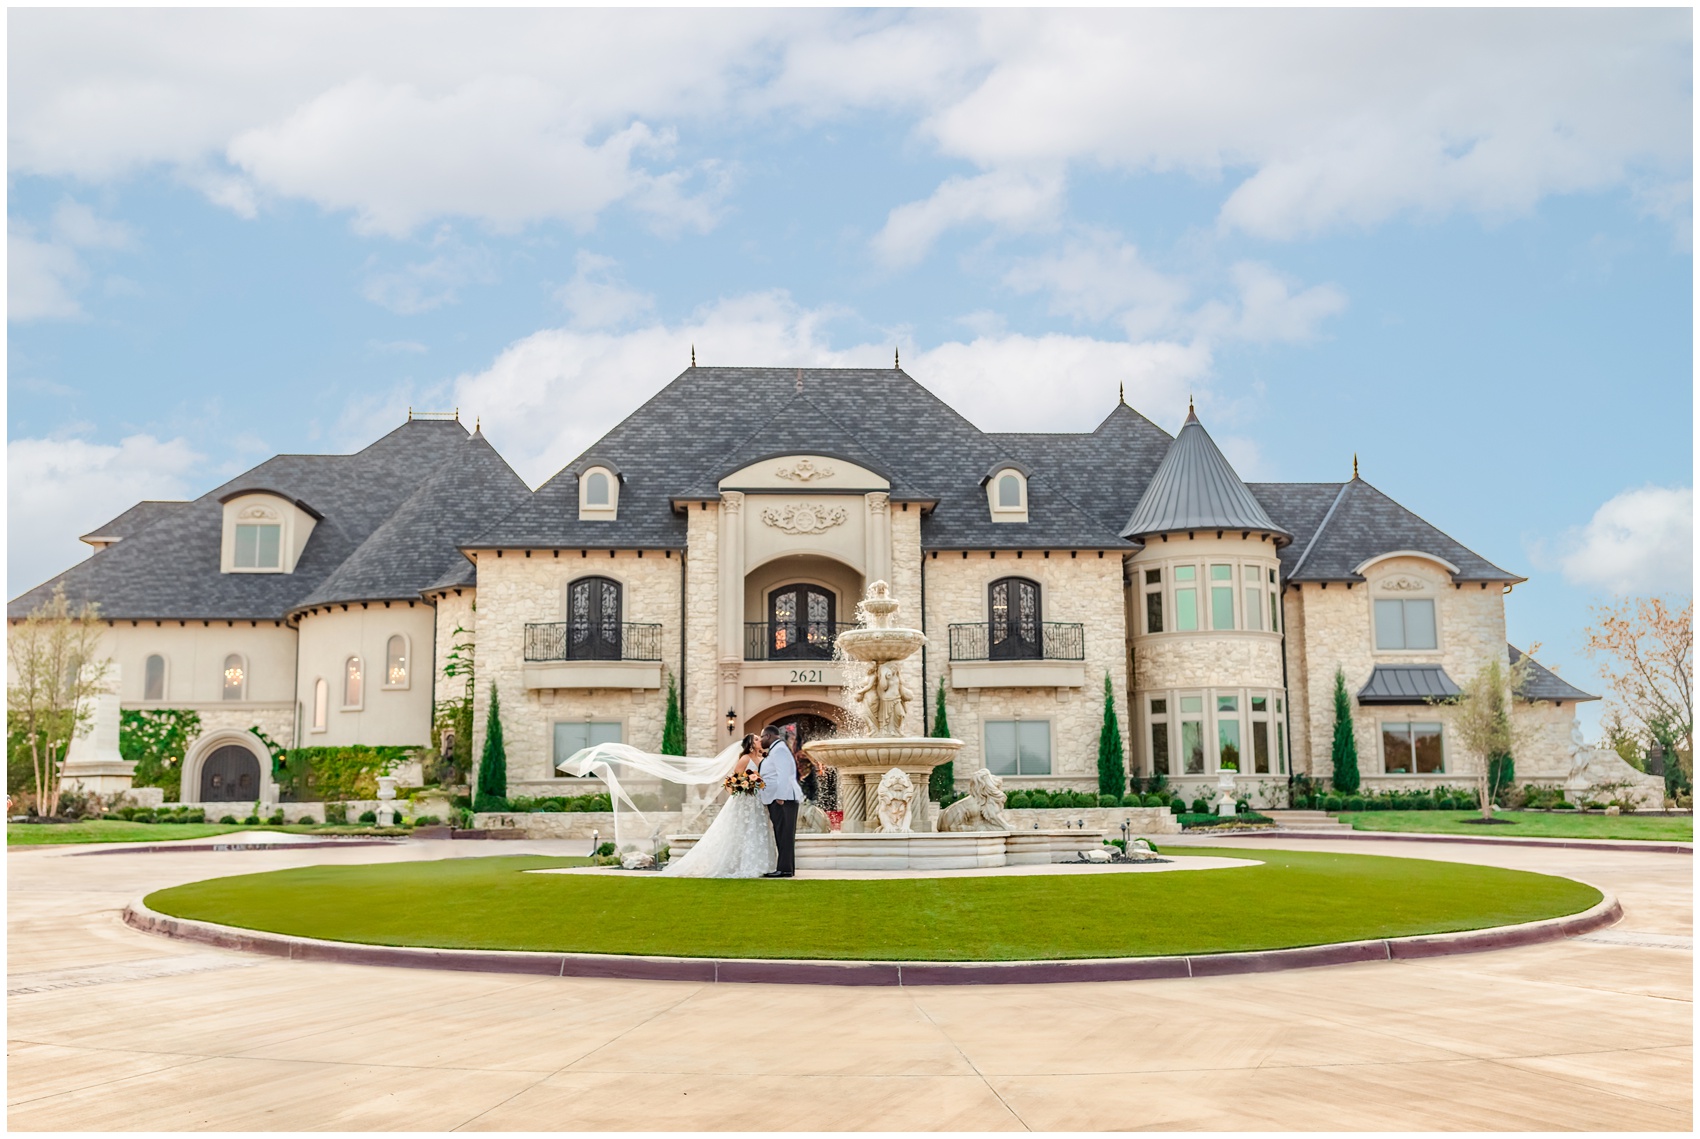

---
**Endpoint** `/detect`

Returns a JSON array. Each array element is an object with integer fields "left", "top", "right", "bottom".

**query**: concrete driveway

[{"left": 7, "top": 834, "right": 1690, "bottom": 1131}]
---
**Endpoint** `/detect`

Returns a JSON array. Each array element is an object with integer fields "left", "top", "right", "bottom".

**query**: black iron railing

[
  {"left": 744, "top": 620, "right": 848, "bottom": 661},
  {"left": 947, "top": 622, "right": 1085, "bottom": 662},
  {"left": 524, "top": 622, "right": 663, "bottom": 662}
]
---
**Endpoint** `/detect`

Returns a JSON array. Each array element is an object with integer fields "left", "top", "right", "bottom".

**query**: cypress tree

[
  {"left": 1330, "top": 666, "right": 1360, "bottom": 793},
  {"left": 474, "top": 682, "right": 508, "bottom": 812},
  {"left": 928, "top": 677, "right": 954, "bottom": 801},
  {"left": 661, "top": 670, "right": 686, "bottom": 756},
  {"left": 1097, "top": 671, "right": 1126, "bottom": 797}
]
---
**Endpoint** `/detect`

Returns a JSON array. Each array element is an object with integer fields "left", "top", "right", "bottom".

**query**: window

[
  {"left": 1268, "top": 568, "right": 1280, "bottom": 633},
  {"left": 985, "top": 719, "right": 1051, "bottom": 776},
  {"left": 1179, "top": 696, "right": 1204, "bottom": 774},
  {"left": 1244, "top": 566, "right": 1263, "bottom": 632},
  {"left": 143, "top": 654, "right": 166, "bottom": 701},
  {"left": 769, "top": 584, "right": 835, "bottom": 660},
  {"left": 222, "top": 654, "right": 246, "bottom": 700},
  {"left": 553, "top": 721, "right": 623, "bottom": 775},
  {"left": 1174, "top": 566, "right": 1199, "bottom": 631},
  {"left": 1217, "top": 694, "right": 1241, "bottom": 770},
  {"left": 1148, "top": 698, "right": 1170, "bottom": 776},
  {"left": 1383, "top": 722, "right": 1445, "bottom": 774},
  {"left": 1143, "top": 568, "right": 1163, "bottom": 634},
  {"left": 997, "top": 474, "right": 1022, "bottom": 508},
  {"left": 234, "top": 523, "right": 282, "bottom": 569},
  {"left": 1250, "top": 695, "right": 1270, "bottom": 774},
  {"left": 344, "top": 656, "right": 363, "bottom": 708},
  {"left": 1374, "top": 598, "right": 1437, "bottom": 650},
  {"left": 1276, "top": 697, "right": 1286, "bottom": 774},
  {"left": 1210, "top": 565, "right": 1235, "bottom": 630},
  {"left": 585, "top": 471, "right": 610, "bottom": 506},
  {"left": 988, "top": 577, "right": 1040, "bottom": 660},
  {"left": 567, "top": 577, "right": 623, "bottom": 660},
  {"left": 385, "top": 635, "right": 409, "bottom": 687},
  {"left": 312, "top": 678, "right": 328, "bottom": 731}
]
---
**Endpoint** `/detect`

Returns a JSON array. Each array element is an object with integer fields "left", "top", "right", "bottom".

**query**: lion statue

[
  {"left": 798, "top": 799, "right": 832, "bottom": 834},
  {"left": 937, "top": 767, "right": 1009, "bottom": 832},
  {"left": 872, "top": 767, "right": 915, "bottom": 833}
]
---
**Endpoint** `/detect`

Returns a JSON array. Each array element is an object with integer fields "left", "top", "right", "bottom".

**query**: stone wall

[
  {"left": 684, "top": 503, "right": 721, "bottom": 755},
  {"left": 473, "top": 806, "right": 1180, "bottom": 839},
  {"left": 432, "top": 588, "right": 476, "bottom": 707},
  {"left": 469, "top": 548, "right": 684, "bottom": 791},
  {"left": 922, "top": 550, "right": 1129, "bottom": 791}
]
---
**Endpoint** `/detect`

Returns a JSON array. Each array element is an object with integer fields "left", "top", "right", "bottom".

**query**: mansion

[{"left": 11, "top": 365, "right": 1595, "bottom": 807}]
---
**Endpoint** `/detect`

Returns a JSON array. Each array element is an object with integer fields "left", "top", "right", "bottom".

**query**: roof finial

[
  {"left": 795, "top": 368, "right": 804, "bottom": 393},
  {"left": 690, "top": 344, "right": 696, "bottom": 368},
  {"left": 894, "top": 345, "right": 901, "bottom": 369},
  {"left": 1119, "top": 381, "right": 1125, "bottom": 405},
  {"left": 407, "top": 406, "right": 413, "bottom": 421},
  {"left": 476, "top": 416, "right": 481, "bottom": 433},
  {"left": 1353, "top": 452, "right": 1359, "bottom": 480}
]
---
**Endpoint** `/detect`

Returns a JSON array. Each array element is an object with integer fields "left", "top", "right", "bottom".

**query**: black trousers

[{"left": 766, "top": 799, "right": 798, "bottom": 874}]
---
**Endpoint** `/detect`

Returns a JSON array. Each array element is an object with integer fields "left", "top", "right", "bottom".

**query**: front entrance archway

[
  {"left": 199, "top": 745, "right": 261, "bottom": 801},
  {"left": 748, "top": 700, "right": 845, "bottom": 745}
]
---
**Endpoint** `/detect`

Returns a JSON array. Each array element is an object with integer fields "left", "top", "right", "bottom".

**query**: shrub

[
  {"left": 1322, "top": 795, "right": 1342, "bottom": 812},
  {"left": 219, "top": 815, "right": 237, "bottom": 824},
  {"left": 358, "top": 810, "right": 377, "bottom": 824},
  {"left": 1550, "top": 800, "right": 1576, "bottom": 810},
  {"left": 1169, "top": 798, "right": 1185, "bottom": 815},
  {"left": 1234, "top": 798, "right": 1249, "bottom": 814},
  {"left": 1098, "top": 793, "right": 1119, "bottom": 808},
  {"left": 1137, "top": 793, "right": 1161, "bottom": 808},
  {"left": 1344, "top": 795, "right": 1364, "bottom": 811},
  {"left": 1412, "top": 797, "right": 1432, "bottom": 811},
  {"left": 297, "top": 816, "right": 315, "bottom": 826},
  {"left": 1190, "top": 797, "right": 1208, "bottom": 815},
  {"left": 266, "top": 812, "right": 284, "bottom": 826},
  {"left": 473, "top": 682, "right": 509, "bottom": 813},
  {"left": 1330, "top": 667, "right": 1360, "bottom": 793},
  {"left": 1005, "top": 791, "right": 1029, "bottom": 810},
  {"left": 415, "top": 815, "right": 441, "bottom": 826},
  {"left": 595, "top": 841, "right": 616, "bottom": 857},
  {"left": 242, "top": 815, "right": 259, "bottom": 825}
]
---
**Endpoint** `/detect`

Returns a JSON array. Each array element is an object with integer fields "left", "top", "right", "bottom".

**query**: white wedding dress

[{"left": 665, "top": 791, "right": 777, "bottom": 878}]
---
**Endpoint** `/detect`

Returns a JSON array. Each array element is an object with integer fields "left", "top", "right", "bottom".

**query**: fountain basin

[
  {"left": 666, "top": 828, "right": 1108, "bottom": 871},
  {"left": 834, "top": 627, "right": 925, "bottom": 661},
  {"left": 806, "top": 736, "right": 963, "bottom": 773}
]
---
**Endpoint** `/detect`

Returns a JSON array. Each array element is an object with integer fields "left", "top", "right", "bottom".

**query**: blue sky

[{"left": 8, "top": 9, "right": 1693, "bottom": 733}]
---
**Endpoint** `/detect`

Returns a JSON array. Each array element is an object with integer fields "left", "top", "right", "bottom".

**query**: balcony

[
  {"left": 744, "top": 620, "right": 848, "bottom": 662},
  {"left": 522, "top": 621, "right": 663, "bottom": 690},
  {"left": 947, "top": 622, "right": 1087, "bottom": 690}
]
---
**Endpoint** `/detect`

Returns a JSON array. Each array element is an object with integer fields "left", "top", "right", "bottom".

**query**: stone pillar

[
  {"left": 841, "top": 775, "right": 868, "bottom": 833},
  {"left": 684, "top": 502, "right": 722, "bottom": 754},
  {"left": 717, "top": 492, "right": 745, "bottom": 736},
  {"left": 60, "top": 664, "right": 135, "bottom": 797},
  {"left": 865, "top": 492, "right": 891, "bottom": 586}
]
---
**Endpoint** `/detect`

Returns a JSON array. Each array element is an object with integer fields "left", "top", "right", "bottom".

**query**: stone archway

[
  {"left": 748, "top": 699, "right": 847, "bottom": 744},
  {"left": 181, "top": 730, "right": 273, "bottom": 806}
]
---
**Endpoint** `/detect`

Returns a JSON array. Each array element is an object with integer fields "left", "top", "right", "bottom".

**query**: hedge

[{"left": 276, "top": 746, "right": 410, "bottom": 801}]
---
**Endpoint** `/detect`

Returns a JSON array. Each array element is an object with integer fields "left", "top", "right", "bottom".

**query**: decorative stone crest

[
  {"left": 775, "top": 458, "right": 834, "bottom": 482},
  {"left": 237, "top": 505, "right": 280, "bottom": 520},
  {"left": 761, "top": 502, "right": 847, "bottom": 535},
  {"left": 1380, "top": 576, "right": 1425, "bottom": 591}
]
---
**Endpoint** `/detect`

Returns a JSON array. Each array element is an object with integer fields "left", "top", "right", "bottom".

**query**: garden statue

[
  {"left": 798, "top": 799, "right": 832, "bottom": 833},
  {"left": 1212, "top": 767, "right": 1238, "bottom": 817},
  {"left": 872, "top": 767, "right": 916, "bottom": 832},
  {"left": 376, "top": 775, "right": 398, "bottom": 827},
  {"left": 1564, "top": 722, "right": 1593, "bottom": 791},
  {"left": 937, "top": 767, "right": 1009, "bottom": 832}
]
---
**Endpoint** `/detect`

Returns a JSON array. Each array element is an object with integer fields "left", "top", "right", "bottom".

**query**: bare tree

[
  {"left": 7, "top": 586, "right": 111, "bottom": 816},
  {"left": 1437, "top": 651, "right": 1536, "bottom": 821},
  {"left": 1583, "top": 596, "right": 1693, "bottom": 774}
]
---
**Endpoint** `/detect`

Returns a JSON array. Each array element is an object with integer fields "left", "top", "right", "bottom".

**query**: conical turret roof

[{"left": 1121, "top": 405, "right": 1290, "bottom": 545}]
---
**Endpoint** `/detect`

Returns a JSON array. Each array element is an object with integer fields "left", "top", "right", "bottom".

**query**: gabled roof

[
  {"left": 8, "top": 419, "right": 477, "bottom": 621},
  {"left": 79, "top": 500, "right": 187, "bottom": 545},
  {"left": 1121, "top": 407, "right": 1290, "bottom": 544},
  {"left": 1510, "top": 644, "right": 1598, "bottom": 703},
  {"left": 1280, "top": 478, "right": 1522, "bottom": 584}
]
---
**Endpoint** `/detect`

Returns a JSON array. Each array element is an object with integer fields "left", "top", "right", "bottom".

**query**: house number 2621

[{"left": 789, "top": 669, "right": 824, "bottom": 684}]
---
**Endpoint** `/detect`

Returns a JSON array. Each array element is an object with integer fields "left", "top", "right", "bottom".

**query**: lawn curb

[
  {"left": 122, "top": 888, "right": 1622, "bottom": 988},
  {"left": 1209, "top": 830, "right": 1692, "bottom": 855}
]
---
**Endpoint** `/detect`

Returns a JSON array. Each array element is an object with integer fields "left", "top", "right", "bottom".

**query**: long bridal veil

[{"left": 557, "top": 740, "right": 746, "bottom": 855}]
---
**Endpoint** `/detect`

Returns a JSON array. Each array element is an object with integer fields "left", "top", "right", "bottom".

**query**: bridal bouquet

[{"left": 723, "top": 771, "right": 765, "bottom": 796}]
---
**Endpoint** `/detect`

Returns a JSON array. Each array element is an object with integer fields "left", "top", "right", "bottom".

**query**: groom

[{"left": 757, "top": 724, "right": 803, "bottom": 878}]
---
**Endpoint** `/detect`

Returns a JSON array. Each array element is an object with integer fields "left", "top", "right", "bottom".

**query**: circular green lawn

[{"left": 144, "top": 849, "right": 1602, "bottom": 962}]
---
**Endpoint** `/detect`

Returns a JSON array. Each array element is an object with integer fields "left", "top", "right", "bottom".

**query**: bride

[
  {"left": 558, "top": 733, "right": 776, "bottom": 878},
  {"left": 664, "top": 733, "right": 777, "bottom": 878}
]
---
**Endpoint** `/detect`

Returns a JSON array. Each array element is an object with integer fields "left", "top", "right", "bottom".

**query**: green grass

[
  {"left": 1339, "top": 811, "right": 1692, "bottom": 842},
  {"left": 7, "top": 821, "right": 406, "bottom": 846},
  {"left": 144, "top": 848, "right": 1601, "bottom": 961}
]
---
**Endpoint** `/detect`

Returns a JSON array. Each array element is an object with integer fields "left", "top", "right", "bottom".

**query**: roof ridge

[{"left": 1286, "top": 480, "right": 1351, "bottom": 579}]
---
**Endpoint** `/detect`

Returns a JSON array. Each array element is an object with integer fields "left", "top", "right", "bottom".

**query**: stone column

[
  {"left": 684, "top": 502, "right": 721, "bottom": 754},
  {"left": 841, "top": 775, "right": 868, "bottom": 833},
  {"left": 865, "top": 492, "right": 891, "bottom": 586},
  {"left": 61, "top": 664, "right": 135, "bottom": 797},
  {"left": 717, "top": 492, "right": 745, "bottom": 734}
]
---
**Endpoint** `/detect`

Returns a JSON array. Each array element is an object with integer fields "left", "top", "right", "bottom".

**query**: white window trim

[
  {"left": 1140, "top": 556, "right": 1283, "bottom": 639},
  {"left": 986, "top": 468, "right": 1029, "bottom": 523},
  {"left": 551, "top": 718, "right": 628, "bottom": 780},
  {"left": 1378, "top": 718, "right": 1448, "bottom": 776},
  {"left": 1372, "top": 596, "right": 1444, "bottom": 655},
  {"left": 221, "top": 653, "right": 248, "bottom": 702},
  {"left": 342, "top": 655, "right": 365, "bottom": 711},
  {"left": 311, "top": 678, "right": 329, "bottom": 733},
  {"left": 980, "top": 715, "right": 1054, "bottom": 778},
  {"left": 231, "top": 521, "right": 285, "bottom": 572},
  {"left": 142, "top": 653, "right": 170, "bottom": 702},
  {"left": 578, "top": 466, "right": 619, "bottom": 521},
  {"left": 382, "top": 633, "right": 411, "bottom": 690}
]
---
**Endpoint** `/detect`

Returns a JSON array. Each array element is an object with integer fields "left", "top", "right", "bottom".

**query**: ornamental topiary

[
  {"left": 1190, "top": 797, "right": 1208, "bottom": 814},
  {"left": 1097, "top": 672, "right": 1126, "bottom": 798},
  {"left": 358, "top": 810, "right": 377, "bottom": 823},
  {"left": 1098, "top": 794, "right": 1119, "bottom": 807},
  {"left": 1143, "top": 793, "right": 1166, "bottom": 808},
  {"left": 1170, "top": 798, "right": 1185, "bottom": 815},
  {"left": 928, "top": 678, "right": 955, "bottom": 802},
  {"left": 1329, "top": 666, "right": 1361, "bottom": 793},
  {"left": 474, "top": 682, "right": 509, "bottom": 813},
  {"left": 1323, "top": 794, "right": 1342, "bottom": 812},
  {"left": 1120, "top": 793, "right": 1141, "bottom": 807},
  {"left": 219, "top": 815, "right": 237, "bottom": 824},
  {"left": 1006, "top": 790, "right": 1030, "bottom": 810},
  {"left": 1345, "top": 796, "right": 1364, "bottom": 811}
]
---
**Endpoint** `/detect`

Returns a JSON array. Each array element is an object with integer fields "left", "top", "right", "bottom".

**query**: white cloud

[
  {"left": 360, "top": 230, "right": 496, "bottom": 315},
  {"left": 873, "top": 170, "right": 1064, "bottom": 268},
  {"left": 1193, "top": 261, "right": 1348, "bottom": 344},
  {"left": 7, "top": 433, "right": 203, "bottom": 594},
  {"left": 7, "top": 202, "right": 138, "bottom": 322},
  {"left": 1555, "top": 485, "right": 1693, "bottom": 595},
  {"left": 555, "top": 252, "right": 655, "bottom": 330}
]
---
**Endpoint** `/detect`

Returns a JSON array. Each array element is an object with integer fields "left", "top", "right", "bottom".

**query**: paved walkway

[{"left": 7, "top": 835, "right": 1691, "bottom": 1131}]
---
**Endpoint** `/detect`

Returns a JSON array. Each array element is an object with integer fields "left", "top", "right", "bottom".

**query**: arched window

[
  {"left": 386, "top": 635, "right": 409, "bottom": 687},
  {"left": 312, "top": 678, "right": 328, "bottom": 731},
  {"left": 567, "top": 577, "right": 622, "bottom": 660},
  {"left": 998, "top": 473, "right": 1022, "bottom": 508},
  {"left": 988, "top": 577, "right": 1041, "bottom": 660},
  {"left": 585, "top": 471, "right": 610, "bottom": 506},
  {"left": 144, "top": 654, "right": 167, "bottom": 701},
  {"left": 344, "top": 656, "right": 363, "bottom": 708},
  {"left": 222, "top": 654, "right": 246, "bottom": 700}
]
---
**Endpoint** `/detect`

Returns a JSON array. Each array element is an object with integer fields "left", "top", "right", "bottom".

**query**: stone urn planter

[
  {"left": 1213, "top": 768, "right": 1238, "bottom": 817},
  {"left": 376, "top": 776, "right": 398, "bottom": 827}
]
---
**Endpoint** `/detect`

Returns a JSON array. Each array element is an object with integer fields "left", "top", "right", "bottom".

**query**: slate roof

[
  {"left": 79, "top": 500, "right": 188, "bottom": 545},
  {"left": 1357, "top": 664, "right": 1462, "bottom": 704},
  {"left": 1278, "top": 478, "right": 1522, "bottom": 584},
  {"left": 7, "top": 420, "right": 510, "bottom": 621},
  {"left": 1121, "top": 407, "right": 1290, "bottom": 544},
  {"left": 991, "top": 402, "right": 1175, "bottom": 539},
  {"left": 1510, "top": 644, "right": 1598, "bottom": 703}
]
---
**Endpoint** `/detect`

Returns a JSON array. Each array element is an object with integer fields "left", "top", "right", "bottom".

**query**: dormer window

[
  {"left": 218, "top": 490, "right": 319, "bottom": 574},
  {"left": 985, "top": 464, "right": 1029, "bottom": 523},
  {"left": 578, "top": 464, "right": 619, "bottom": 521},
  {"left": 235, "top": 523, "right": 281, "bottom": 569}
]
